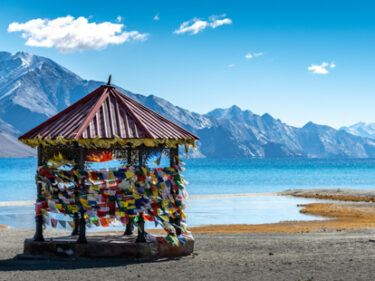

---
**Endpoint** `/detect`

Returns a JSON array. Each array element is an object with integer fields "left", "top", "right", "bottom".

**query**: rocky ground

[{"left": 1, "top": 228, "right": 375, "bottom": 281}]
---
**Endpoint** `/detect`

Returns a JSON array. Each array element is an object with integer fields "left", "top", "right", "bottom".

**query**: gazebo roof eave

[{"left": 19, "top": 136, "right": 198, "bottom": 149}]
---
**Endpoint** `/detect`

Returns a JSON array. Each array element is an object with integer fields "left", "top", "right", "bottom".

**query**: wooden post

[
  {"left": 169, "top": 145, "right": 179, "bottom": 167},
  {"left": 169, "top": 147, "right": 174, "bottom": 167},
  {"left": 71, "top": 212, "right": 79, "bottom": 235},
  {"left": 77, "top": 212, "right": 87, "bottom": 244},
  {"left": 75, "top": 146, "right": 87, "bottom": 243},
  {"left": 135, "top": 148, "right": 146, "bottom": 242},
  {"left": 34, "top": 146, "right": 44, "bottom": 242},
  {"left": 124, "top": 147, "right": 134, "bottom": 235},
  {"left": 169, "top": 145, "right": 181, "bottom": 235},
  {"left": 138, "top": 149, "right": 143, "bottom": 167},
  {"left": 124, "top": 220, "right": 133, "bottom": 235},
  {"left": 136, "top": 213, "right": 146, "bottom": 243},
  {"left": 127, "top": 148, "right": 132, "bottom": 165},
  {"left": 79, "top": 147, "right": 85, "bottom": 170},
  {"left": 175, "top": 216, "right": 182, "bottom": 236}
]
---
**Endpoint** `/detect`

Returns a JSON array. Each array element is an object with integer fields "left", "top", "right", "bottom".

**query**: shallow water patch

[{"left": 0, "top": 196, "right": 328, "bottom": 230}]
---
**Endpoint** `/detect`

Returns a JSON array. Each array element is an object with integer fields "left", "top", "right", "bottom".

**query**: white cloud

[
  {"left": 153, "top": 14, "right": 160, "bottom": 21},
  {"left": 116, "top": 16, "right": 122, "bottom": 22},
  {"left": 245, "top": 53, "right": 253, "bottom": 59},
  {"left": 209, "top": 14, "right": 232, "bottom": 28},
  {"left": 8, "top": 15, "right": 148, "bottom": 53},
  {"left": 228, "top": 64, "right": 235, "bottom": 68},
  {"left": 307, "top": 62, "right": 336, "bottom": 74},
  {"left": 174, "top": 14, "right": 232, "bottom": 35},
  {"left": 245, "top": 52, "right": 263, "bottom": 59}
]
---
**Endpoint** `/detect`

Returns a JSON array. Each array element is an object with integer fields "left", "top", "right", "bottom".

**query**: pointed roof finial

[{"left": 107, "top": 74, "right": 112, "bottom": 86}]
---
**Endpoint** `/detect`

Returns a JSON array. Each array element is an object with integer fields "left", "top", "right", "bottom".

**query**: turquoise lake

[
  {"left": 1, "top": 158, "right": 375, "bottom": 228},
  {"left": 2, "top": 158, "right": 375, "bottom": 202}
]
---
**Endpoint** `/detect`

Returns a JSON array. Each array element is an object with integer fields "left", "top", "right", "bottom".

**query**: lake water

[{"left": 1, "top": 158, "right": 375, "bottom": 229}]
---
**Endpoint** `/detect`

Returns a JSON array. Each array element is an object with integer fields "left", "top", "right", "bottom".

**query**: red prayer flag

[
  {"left": 51, "top": 218, "right": 58, "bottom": 228},
  {"left": 100, "top": 217, "right": 109, "bottom": 227}
]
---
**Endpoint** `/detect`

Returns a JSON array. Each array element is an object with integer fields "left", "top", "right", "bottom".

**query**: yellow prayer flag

[
  {"left": 141, "top": 167, "right": 148, "bottom": 176},
  {"left": 180, "top": 210, "right": 186, "bottom": 219},
  {"left": 79, "top": 199, "right": 90, "bottom": 208},
  {"left": 120, "top": 201, "right": 128, "bottom": 207},
  {"left": 125, "top": 171, "right": 133, "bottom": 179},
  {"left": 90, "top": 185, "right": 100, "bottom": 191},
  {"left": 162, "top": 200, "right": 168, "bottom": 208}
]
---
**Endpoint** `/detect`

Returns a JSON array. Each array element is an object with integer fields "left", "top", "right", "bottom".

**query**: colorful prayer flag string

[{"left": 35, "top": 160, "right": 191, "bottom": 244}]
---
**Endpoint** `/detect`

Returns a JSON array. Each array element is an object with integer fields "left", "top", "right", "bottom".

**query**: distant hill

[{"left": 1, "top": 50, "right": 375, "bottom": 158}]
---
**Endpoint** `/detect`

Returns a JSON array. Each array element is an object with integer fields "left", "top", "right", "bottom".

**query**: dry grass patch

[{"left": 184, "top": 202, "right": 375, "bottom": 234}]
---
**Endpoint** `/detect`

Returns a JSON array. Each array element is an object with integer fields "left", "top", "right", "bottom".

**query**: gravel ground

[{"left": 1, "top": 229, "right": 375, "bottom": 280}]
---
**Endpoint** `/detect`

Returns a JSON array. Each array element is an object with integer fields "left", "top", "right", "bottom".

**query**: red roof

[{"left": 19, "top": 85, "right": 199, "bottom": 141}]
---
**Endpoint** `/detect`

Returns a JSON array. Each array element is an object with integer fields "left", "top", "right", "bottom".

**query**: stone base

[{"left": 23, "top": 234, "right": 194, "bottom": 259}]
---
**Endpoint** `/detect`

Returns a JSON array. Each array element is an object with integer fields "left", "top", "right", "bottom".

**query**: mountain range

[{"left": 0, "top": 51, "right": 374, "bottom": 158}]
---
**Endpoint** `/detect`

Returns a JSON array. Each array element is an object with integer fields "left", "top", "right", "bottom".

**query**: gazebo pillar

[
  {"left": 71, "top": 212, "right": 79, "bottom": 235},
  {"left": 169, "top": 145, "right": 181, "bottom": 235},
  {"left": 136, "top": 148, "right": 146, "bottom": 243},
  {"left": 34, "top": 146, "right": 44, "bottom": 242},
  {"left": 169, "top": 145, "right": 178, "bottom": 167},
  {"left": 124, "top": 147, "right": 133, "bottom": 235},
  {"left": 77, "top": 211, "right": 87, "bottom": 244},
  {"left": 124, "top": 220, "right": 133, "bottom": 235},
  {"left": 76, "top": 146, "right": 87, "bottom": 243}
]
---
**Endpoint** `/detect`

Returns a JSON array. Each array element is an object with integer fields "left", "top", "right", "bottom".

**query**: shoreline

[{"left": 1, "top": 188, "right": 373, "bottom": 207}]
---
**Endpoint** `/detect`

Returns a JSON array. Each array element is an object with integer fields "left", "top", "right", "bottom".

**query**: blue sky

[{"left": 1, "top": 0, "right": 375, "bottom": 128}]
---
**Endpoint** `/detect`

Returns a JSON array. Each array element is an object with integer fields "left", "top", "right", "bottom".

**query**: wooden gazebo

[{"left": 19, "top": 77, "right": 199, "bottom": 248}]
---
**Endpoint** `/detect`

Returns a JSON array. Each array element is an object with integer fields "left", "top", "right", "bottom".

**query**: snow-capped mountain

[
  {"left": 203, "top": 107, "right": 375, "bottom": 158},
  {"left": 340, "top": 122, "right": 375, "bottom": 140},
  {"left": 1, "top": 50, "right": 375, "bottom": 158},
  {"left": 0, "top": 129, "right": 35, "bottom": 157}
]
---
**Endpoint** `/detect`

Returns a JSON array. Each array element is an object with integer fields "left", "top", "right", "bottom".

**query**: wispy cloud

[
  {"left": 153, "top": 14, "right": 160, "bottom": 21},
  {"left": 8, "top": 15, "right": 148, "bottom": 53},
  {"left": 245, "top": 52, "right": 263, "bottom": 59},
  {"left": 228, "top": 64, "right": 235, "bottom": 68},
  {"left": 174, "top": 14, "right": 232, "bottom": 35},
  {"left": 116, "top": 16, "right": 122, "bottom": 23},
  {"left": 307, "top": 62, "right": 336, "bottom": 74}
]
